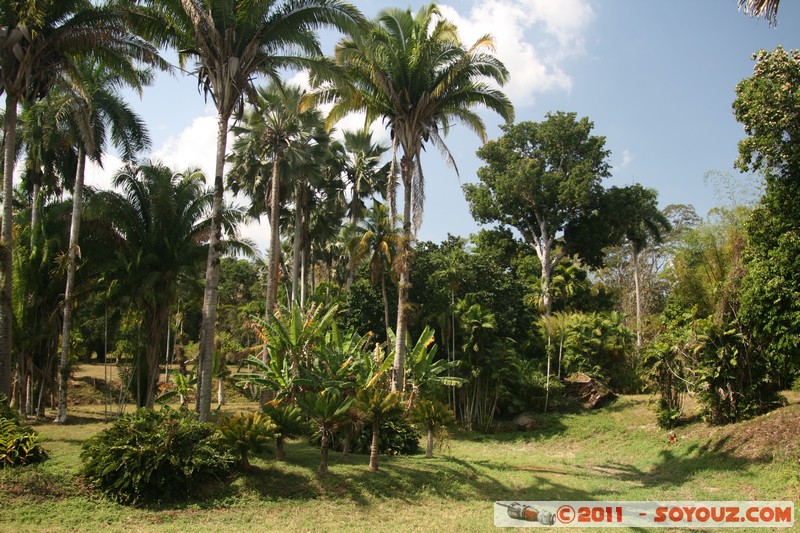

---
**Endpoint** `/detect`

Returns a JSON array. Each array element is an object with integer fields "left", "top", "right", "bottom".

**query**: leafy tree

[
  {"left": 0, "top": 0, "right": 163, "bottom": 399},
  {"left": 733, "top": 46, "right": 800, "bottom": 388},
  {"left": 734, "top": 47, "right": 800, "bottom": 177},
  {"left": 316, "top": 4, "right": 514, "bottom": 392},
  {"left": 129, "top": 0, "right": 362, "bottom": 421},
  {"left": 465, "top": 113, "right": 614, "bottom": 319}
]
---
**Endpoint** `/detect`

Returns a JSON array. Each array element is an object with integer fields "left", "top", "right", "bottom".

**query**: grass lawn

[{"left": 1, "top": 368, "right": 798, "bottom": 532}]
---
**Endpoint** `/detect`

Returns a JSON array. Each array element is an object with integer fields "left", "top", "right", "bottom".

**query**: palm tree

[
  {"left": 127, "top": 0, "right": 362, "bottom": 420},
  {"left": 0, "top": 0, "right": 163, "bottom": 399},
  {"left": 739, "top": 0, "right": 780, "bottom": 24},
  {"left": 411, "top": 399, "right": 454, "bottom": 458},
  {"left": 611, "top": 185, "right": 671, "bottom": 350},
  {"left": 347, "top": 201, "right": 401, "bottom": 354},
  {"left": 297, "top": 390, "right": 354, "bottom": 474},
  {"left": 314, "top": 4, "right": 514, "bottom": 392},
  {"left": 342, "top": 129, "right": 389, "bottom": 228},
  {"left": 230, "top": 82, "right": 333, "bottom": 313},
  {"left": 354, "top": 387, "right": 402, "bottom": 472},
  {"left": 51, "top": 59, "right": 152, "bottom": 422},
  {"left": 88, "top": 163, "right": 238, "bottom": 408}
]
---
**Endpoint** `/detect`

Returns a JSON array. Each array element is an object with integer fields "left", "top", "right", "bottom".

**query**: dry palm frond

[{"left": 738, "top": 0, "right": 780, "bottom": 25}]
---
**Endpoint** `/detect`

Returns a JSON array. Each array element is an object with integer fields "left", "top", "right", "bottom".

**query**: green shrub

[
  {"left": 217, "top": 412, "right": 276, "bottom": 468},
  {"left": 655, "top": 399, "right": 682, "bottom": 429},
  {"left": 1, "top": 419, "right": 48, "bottom": 468},
  {"left": 80, "top": 408, "right": 233, "bottom": 505},
  {"left": 324, "top": 416, "right": 421, "bottom": 456},
  {"left": 0, "top": 395, "right": 47, "bottom": 468}
]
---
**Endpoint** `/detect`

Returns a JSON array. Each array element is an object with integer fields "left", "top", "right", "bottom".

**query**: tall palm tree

[
  {"left": 342, "top": 129, "right": 389, "bottom": 227},
  {"left": 347, "top": 201, "right": 401, "bottom": 354},
  {"left": 341, "top": 129, "right": 388, "bottom": 290},
  {"left": 739, "top": 0, "right": 780, "bottom": 24},
  {"left": 0, "top": 0, "right": 163, "bottom": 398},
  {"left": 50, "top": 59, "right": 152, "bottom": 422},
  {"left": 611, "top": 185, "right": 671, "bottom": 350},
  {"left": 314, "top": 4, "right": 514, "bottom": 391},
  {"left": 228, "top": 82, "right": 330, "bottom": 321},
  {"left": 128, "top": 0, "right": 362, "bottom": 420},
  {"left": 87, "top": 163, "right": 241, "bottom": 408}
]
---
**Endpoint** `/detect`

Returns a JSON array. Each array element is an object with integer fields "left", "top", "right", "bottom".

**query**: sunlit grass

[{"left": 1, "top": 393, "right": 798, "bottom": 532}]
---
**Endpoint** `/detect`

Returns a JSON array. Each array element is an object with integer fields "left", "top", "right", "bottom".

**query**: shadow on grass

[{"left": 589, "top": 439, "right": 769, "bottom": 489}]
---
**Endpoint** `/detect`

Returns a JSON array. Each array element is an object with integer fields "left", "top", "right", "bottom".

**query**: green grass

[{"left": 1, "top": 395, "right": 798, "bottom": 532}]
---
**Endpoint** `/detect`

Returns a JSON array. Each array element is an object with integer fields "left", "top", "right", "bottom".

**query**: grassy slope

[{"left": 1, "top": 375, "right": 798, "bottom": 532}]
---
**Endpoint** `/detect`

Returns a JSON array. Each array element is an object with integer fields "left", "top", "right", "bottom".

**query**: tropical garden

[{"left": 1, "top": 0, "right": 798, "bottom": 530}]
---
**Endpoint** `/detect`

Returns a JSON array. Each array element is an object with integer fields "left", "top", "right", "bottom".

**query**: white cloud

[
  {"left": 85, "top": 154, "right": 124, "bottom": 191},
  {"left": 620, "top": 149, "right": 634, "bottom": 168},
  {"left": 438, "top": 0, "right": 594, "bottom": 104},
  {"left": 150, "top": 114, "right": 222, "bottom": 178}
]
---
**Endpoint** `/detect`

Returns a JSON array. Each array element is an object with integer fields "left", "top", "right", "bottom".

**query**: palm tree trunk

[
  {"left": 319, "top": 431, "right": 330, "bottom": 474},
  {"left": 265, "top": 156, "right": 282, "bottom": 324},
  {"left": 633, "top": 247, "right": 642, "bottom": 350},
  {"left": 197, "top": 112, "right": 229, "bottom": 422},
  {"left": 30, "top": 182, "right": 41, "bottom": 248},
  {"left": 392, "top": 158, "right": 412, "bottom": 393},
  {"left": 369, "top": 418, "right": 380, "bottom": 471},
  {"left": 290, "top": 185, "right": 302, "bottom": 308},
  {"left": 56, "top": 147, "right": 86, "bottom": 423},
  {"left": 426, "top": 426, "right": 434, "bottom": 458},
  {"left": 1, "top": 95, "right": 17, "bottom": 398},
  {"left": 381, "top": 273, "right": 391, "bottom": 355},
  {"left": 276, "top": 436, "right": 286, "bottom": 460}
]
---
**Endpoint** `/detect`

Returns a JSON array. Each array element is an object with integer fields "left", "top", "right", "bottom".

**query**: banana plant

[{"left": 390, "top": 326, "right": 465, "bottom": 406}]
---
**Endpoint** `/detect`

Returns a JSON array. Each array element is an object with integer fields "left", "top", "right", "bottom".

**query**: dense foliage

[{"left": 80, "top": 408, "right": 233, "bottom": 505}]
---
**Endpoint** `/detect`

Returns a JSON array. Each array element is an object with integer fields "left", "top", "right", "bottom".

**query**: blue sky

[{"left": 87, "top": 0, "right": 800, "bottom": 252}]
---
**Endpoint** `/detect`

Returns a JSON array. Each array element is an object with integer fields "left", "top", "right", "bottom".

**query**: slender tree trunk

[
  {"left": 392, "top": 158, "right": 412, "bottom": 393},
  {"left": 197, "top": 113, "right": 229, "bottom": 422},
  {"left": 633, "top": 247, "right": 642, "bottom": 350},
  {"left": 30, "top": 182, "right": 41, "bottom": 248},
  {"left": 143, "top": 303, "right": 171, "bottom": 408},
  {"left": 319, "top": 431, "right": 330, "bottom": 474},
  {"left": 290, "top": 185, "right": 302, "bottom": 308},
  {"left": 217, "top": 376, "right": 224, "bottom": 405},
  {"left": 342, "top": 426, "right": 351, "bottom": 459},
  {"left": 369, "top": 418, "right": 380, "bottom": 472},
  {"left": 381, "top": 273, "right": 391, "bottom": 355},
  {"left": 426, "top": 426, "right": 434, "bottom": 458},
  {"left": 265, "top": 156, "right": 282, "bottom": 325},
  {"left": 300, "top": 248, "right": 306, "bottom": 308},
  {"left": 55, "top": 148, "right": 87, "bottom": 423},
  {"left": 276, "top": 436, "right": 286, "bottom": 460},
  {"left": 1, "top": 96, "right": 18, "bottom": 399}
]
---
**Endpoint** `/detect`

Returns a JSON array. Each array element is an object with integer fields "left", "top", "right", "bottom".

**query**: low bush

[
  {"left": 0, "top": 395, "right": 47, "bottom": 468},
  {"left": 80, "top": 407, "right": 233, "bottom": 505},
  {"left": 217, "top": 412, "right": 276, "bottom": 468},
  {"left": 324, "top": 416, "right": 421, "bottom": 456}
]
